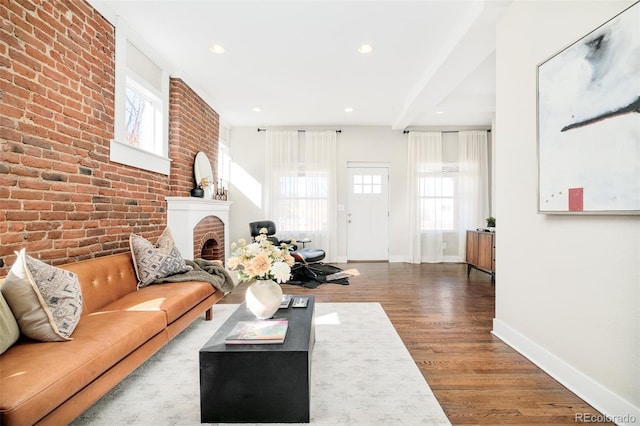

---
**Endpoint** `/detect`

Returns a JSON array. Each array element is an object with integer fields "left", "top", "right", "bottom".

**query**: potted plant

[{"left": 485, "top": 216, "right": 496, "bottom": 228}]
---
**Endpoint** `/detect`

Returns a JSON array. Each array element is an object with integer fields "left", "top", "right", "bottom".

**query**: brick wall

[
  {"left": 0, "top": 0, "right": 219, "bottom": 275},
  {"left": 169, "top": 79, "right": 219, "bottom": 194}
]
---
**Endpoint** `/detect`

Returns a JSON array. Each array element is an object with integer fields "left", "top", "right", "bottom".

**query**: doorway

[{"left": 346, "top": 164, "right": 389, "bottom": 261}]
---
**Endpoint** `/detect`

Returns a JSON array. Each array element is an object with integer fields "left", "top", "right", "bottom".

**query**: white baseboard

[{"left": 492, "top": 319, "right": 640, "bottom": 426}]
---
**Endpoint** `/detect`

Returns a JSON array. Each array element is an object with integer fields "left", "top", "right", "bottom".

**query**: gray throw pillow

[{"left": 130, "top": 227, "right": 192, "bottom": 288}]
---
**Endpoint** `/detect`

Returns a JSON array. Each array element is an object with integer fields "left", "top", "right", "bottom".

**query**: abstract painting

[{"left": 537, "top": 1, "right": 639, "bottom": 214}]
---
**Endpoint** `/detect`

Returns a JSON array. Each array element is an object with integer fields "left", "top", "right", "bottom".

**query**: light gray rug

[{"left": 72, "top": 302, "right": 450, "bottom": 425}]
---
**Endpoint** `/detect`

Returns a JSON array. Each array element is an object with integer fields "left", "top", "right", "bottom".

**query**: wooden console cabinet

[{"left": 466, "top": 230, "right": 495, "bottom": 281}]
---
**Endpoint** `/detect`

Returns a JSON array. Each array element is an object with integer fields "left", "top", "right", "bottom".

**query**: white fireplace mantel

[{"left": 165, "top": 197, "right": 232, "bottom": 261}]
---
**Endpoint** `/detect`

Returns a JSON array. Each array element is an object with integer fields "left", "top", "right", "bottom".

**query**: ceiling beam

[{"left": 392, "top": 1, "right": 503, "bottom": 130}]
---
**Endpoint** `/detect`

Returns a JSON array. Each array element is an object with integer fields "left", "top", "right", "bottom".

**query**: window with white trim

[
  {"left": 125, "top": 76, "right": 162, "bottom": 154},
  {"left": 417, "top": 132, "right": 461, "bottom": 232},
  {"left": 353, "top": 174, "right": 382, "bottom": 194},
  {"left": 277, "top": 174, "right": 328, "bottom": 232},
  {"left": 111, "top": 21, "right": 170, "bottom": 175},
  {"left": 418, "top": 163, "right": 459, "bottom": 231}
]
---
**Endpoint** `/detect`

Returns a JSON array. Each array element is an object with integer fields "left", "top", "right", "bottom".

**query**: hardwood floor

[{"left": 219, "top": 262, "right": 612, "bottom": 425}]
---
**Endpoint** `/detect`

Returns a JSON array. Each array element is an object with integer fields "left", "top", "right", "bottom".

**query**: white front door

[{"left": 347, "top": 165, "right": 389, "bottom": 261}]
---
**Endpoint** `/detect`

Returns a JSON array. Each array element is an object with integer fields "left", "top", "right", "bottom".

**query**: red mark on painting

[{"left": 568, "top": 188, "right": 583, "bottom": 211}]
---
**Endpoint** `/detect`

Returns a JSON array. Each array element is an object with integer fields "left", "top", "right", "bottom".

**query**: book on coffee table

[
  {"left": 280, "top": 294, "right": 293, "bottom": 309},
  {"left": 225, "top": 320, "right": 289, "bottom": 345}
]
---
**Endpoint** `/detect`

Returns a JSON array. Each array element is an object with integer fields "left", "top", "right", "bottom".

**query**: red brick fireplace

[{"left": 193, "top": 216, "right": 225, "bottom": 263}]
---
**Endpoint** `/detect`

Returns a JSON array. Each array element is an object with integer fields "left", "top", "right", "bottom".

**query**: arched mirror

[{"left": 193, "top": 151, "right": 214, "bottom": 197}]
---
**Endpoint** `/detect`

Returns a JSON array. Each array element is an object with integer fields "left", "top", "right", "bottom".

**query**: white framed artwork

[{"left": 537, "top": 1, "right": 639, "bottom": 214}]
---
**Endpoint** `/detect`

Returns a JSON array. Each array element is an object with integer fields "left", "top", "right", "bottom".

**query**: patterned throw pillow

[
  {"left": 1, "top": 248, "right": 83, "bottom": 342},
  {"left": 129, "top": 227, "right": 192, "bottom": 288}
]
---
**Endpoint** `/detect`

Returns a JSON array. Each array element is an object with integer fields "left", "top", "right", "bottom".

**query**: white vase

[
  {"left": 204, "top": 186, "right": 214, "bottom": 199},
  {"left": 245, "top": 279, "right": 283, "bottom": 319}
]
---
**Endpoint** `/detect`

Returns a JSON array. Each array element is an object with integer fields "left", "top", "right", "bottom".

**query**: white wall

[
  {"left": 226, "top": 127, "right": 265, "bottom": 247},
  {"left": 494, "top": 1, "right": 640, "bottom": 423},
  {"left": 227, "top": 126, "right": 410, "bottom": 262}
]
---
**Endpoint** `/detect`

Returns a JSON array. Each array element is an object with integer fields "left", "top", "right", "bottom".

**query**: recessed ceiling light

[
  {"left": 252, "top": 107, "right": 261, "bottom": 112},
  {"left": 344, "top": 107, "right": 354, "bottom": 113},
  {"left": 209, "top": 44, "right": 225, "bottom": 54},
  {"left": 358, "top": 44, "right": 373, "bottom": 54},
  {"left": 435, "top": 111, "right": 444, "bottom": 115}
]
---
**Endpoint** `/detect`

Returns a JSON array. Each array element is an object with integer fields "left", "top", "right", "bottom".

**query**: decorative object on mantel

[
  {"left": 227, "top": 228, "right": 295, "bottom": 319},
  {"left": 214, "top": 179, "right": 228, "bottom": 201},
  {"left": 201, "top": 177, "right": 214, "bottom": 199},
  {"left": 192, "top": 151, "right": 214, "bottom": 199},
  {"left": 190, "top": 185, "right": 204, "bottom": 198}
]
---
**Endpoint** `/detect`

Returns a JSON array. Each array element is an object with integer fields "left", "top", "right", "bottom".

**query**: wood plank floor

[{"left": 219, "top": 262, "right": 612, "bottom": 425}]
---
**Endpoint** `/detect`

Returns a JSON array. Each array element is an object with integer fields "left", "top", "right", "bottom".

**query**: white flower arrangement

[{"left": 227, "top": 228, "right": 295, "bottom": 283}]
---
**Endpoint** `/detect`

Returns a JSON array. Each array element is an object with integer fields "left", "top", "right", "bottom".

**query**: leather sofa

[{"left": 0, "top": 252, "right": 227, "bottom": 425}]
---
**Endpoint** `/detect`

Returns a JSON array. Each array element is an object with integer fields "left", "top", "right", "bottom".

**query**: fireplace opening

[
  {"left": 201, "top": 238, "right": 223, "bottom": 264},
  {"left": 193, "top": 216, "right": 225, "bottom": 265}
]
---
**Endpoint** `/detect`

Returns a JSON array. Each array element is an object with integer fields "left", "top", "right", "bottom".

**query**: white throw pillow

[
  {"left": 0, "top": 288, "right": 20, "bottom": 353},
  {"left": 1, "top": 249, "right": 83, "bottom": 342}
]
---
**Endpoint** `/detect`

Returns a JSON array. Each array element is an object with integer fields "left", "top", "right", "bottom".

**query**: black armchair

[{"left": 248, "top": 220, "right": 328, "bottom": 280}]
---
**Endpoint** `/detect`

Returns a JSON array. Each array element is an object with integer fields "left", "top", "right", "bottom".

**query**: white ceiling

[{"left": 89, "top": 0, "right": 509, "bottom": 129}]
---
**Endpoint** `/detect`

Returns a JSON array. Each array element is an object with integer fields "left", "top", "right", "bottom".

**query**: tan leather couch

[{"left": 0, "top": 252, "right": 225, "bottom": 425}]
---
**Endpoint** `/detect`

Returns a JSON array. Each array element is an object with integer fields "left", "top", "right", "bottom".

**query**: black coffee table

[{"left": 199, "top": 295, "right": 315, "bottom": 423}]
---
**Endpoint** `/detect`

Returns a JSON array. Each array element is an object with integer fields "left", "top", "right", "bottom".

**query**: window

[
  {"left": 418, "top": 160, "right": 459, "bottom": 231},
  {"left": 408, "top": 130, "right": 489, "bottom": 263},
  {"left": 265, "top": 130, "right": 337, "bottom": 254},
  {"left": 125, "top": 78, "right": 163, "bottom": 153},
  {"left": 419, "top": 174, "right": 457, "bottom": 231},
  {"left": 277, "top": 175, "right": 328, "bottom": 232},
  {"left": 353, "top": 174, "right": 382, "bottom": 194},
  {"left": 110, "top": 20, "right": 170, "bottom": 175}
]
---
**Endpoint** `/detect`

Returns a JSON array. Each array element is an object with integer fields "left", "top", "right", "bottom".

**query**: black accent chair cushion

[{"left": 291, "top": 248, "right": 325, "bottom": 264}]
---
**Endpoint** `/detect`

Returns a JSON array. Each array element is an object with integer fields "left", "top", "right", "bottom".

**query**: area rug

[{"left": 72, "top": 303, "right": 450, "bottom": 425}]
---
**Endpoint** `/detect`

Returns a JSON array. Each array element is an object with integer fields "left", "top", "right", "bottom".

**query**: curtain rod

[
  {"left": 403, "top": 129, "right": 491, "bottom": 134},
  {"left": 257, "top": 128, "right": 341, "bottom": 133}
]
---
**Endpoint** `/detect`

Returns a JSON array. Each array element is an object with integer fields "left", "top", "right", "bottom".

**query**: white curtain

[
  {"left": 407, "top": 130, "right": 489, "bottom": 263},
  {"left": 265, "top": 130, "right": 337, "bottom": 261},
  {"left": 458, "top": 130, "right": 489, "bottom": 255},
  {"left": 265, "top": 130, "right": 298, "bottom": 220},
  {"left": 407, "top": 132, "right": 443, "bottom": 263}
]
